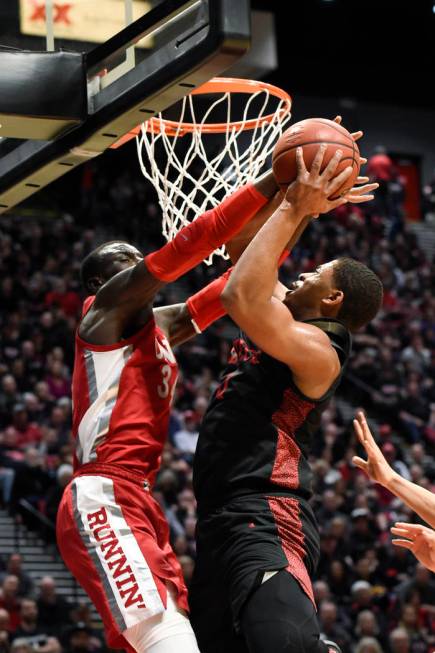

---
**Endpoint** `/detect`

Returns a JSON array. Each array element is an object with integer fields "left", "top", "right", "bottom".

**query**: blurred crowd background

[{"left": 0, "top": 147, "right": 435, "bottom": 653}]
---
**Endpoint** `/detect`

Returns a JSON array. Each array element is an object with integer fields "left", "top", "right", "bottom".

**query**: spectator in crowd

[
  {"left": 44, "top": 465, "right": 73, "bottom": 528},
  {"left": 367, "top": 145, "right": 396, "bottom": 218},
  {"left": 173, "top": 410, "right": 200, "bottom": 460},
  {"left": 422, "top": 167, "right": 435, "bottom": 222},
  {"left": 12, "top": 599, "right": 61, "bottom": 653},
  {"left": 178, "top": 555, "right": 195, "bottom": 587},
  {"left": 0, "top": 555, "right": 33, "bottom": 598},
  {"left": 349, "top": 509, "right": 380, "bottom": 561},
  {"left": 397, "top": 603, "right": 429, "bottom": 653},
  {"left": 0, "top": 376, "right": 20, "bottom": 428},
  {"left": 3, "top": 405, "right": 42, "bottom": 452},
  {"left": 62, "top": 622, "right": 103, "bottom": 653},
  {"left": 36, "top": 577, "right": 72, "bottom": 633},
  {"left": 0, "top": 608, "right": 11, "bottom": 652},
  {"left": 354, "top": 610, "right": 382, "bottom": 644},
  {"left": 9, "top": 638, "right": 33, "bottom": 653},
  {"left": 44, "top": 279, "right": 81, "bottom": 319},
  {"left": 13, "top": 599, "right": 39, "bottom": 638},
  {"left": 9, "top": 449, "right": 53, "bottom": 531},
  {"left": 389, "top": 627, "right": 410, "bottom": 653},
  {"left": 355, "top": 638, "right": 383, "bottom": 653},
  {"left": 0, "top": 466, "right": 15, "bottom": 509},
  {"left": 67, "top": 603, "right": 105, "bottom": 652},
  {"left": 0, "top": 576, "right": 21, "bottom": 632},
  {"left": 318, "top": 600, "right": 353, "bottom": 653},
  {"left": 395, "top": 564, "right": 435, "bottom": 607},
  {"left": 313, "top": 580, "right": 331, "bottom": 606},
  {"left": 380, "top": 442, "right": 411, "bottom": 480}
]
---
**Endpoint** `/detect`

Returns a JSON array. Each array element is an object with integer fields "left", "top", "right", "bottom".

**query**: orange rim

[
  {"left": 146, "top": 77, "right": 292, "bottom": 135},
  {"left": 111, "top": 77, "right": 291, "bottom": 147}
]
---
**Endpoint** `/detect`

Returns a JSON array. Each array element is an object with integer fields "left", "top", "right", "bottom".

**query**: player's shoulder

[{"left": 290, "top": 320, "right": 338, "bottom": 355}]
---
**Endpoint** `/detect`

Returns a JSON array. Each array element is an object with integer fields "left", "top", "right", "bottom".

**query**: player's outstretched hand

[
  {"left": 391, "top": 523, "right": 435, "bottom": 572},
  {"left": 283, "top": 144, "right": 375, "bottom": 219},
  {"left": 352, "top": 411, "right": 395, "bottom": 487},
  {"left": 341, "top": 181, "right": 379, "bottom": 204}
]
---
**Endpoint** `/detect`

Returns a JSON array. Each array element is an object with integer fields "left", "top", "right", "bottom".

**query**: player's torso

[
  {"left": 193, "top": 319, "right": 351, "bottom": 512},
  {"left": 72, "top": 316, "right": 178, "bottom": 481}
]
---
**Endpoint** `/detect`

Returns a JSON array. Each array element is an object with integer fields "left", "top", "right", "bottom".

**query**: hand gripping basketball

[
  {"left": 282, "top": 144, "right": 378, "bottom": 218},
  {"left": 272, "top": 117, "right": 361, "bottom": 199}
]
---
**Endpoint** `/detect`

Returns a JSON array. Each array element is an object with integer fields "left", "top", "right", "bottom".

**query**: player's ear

[
  {"left": 87, "top": 276, "right": 104, "bottom": 294},
  {"left": 321, "top": 290, "right": 344, "bottom": 310}
]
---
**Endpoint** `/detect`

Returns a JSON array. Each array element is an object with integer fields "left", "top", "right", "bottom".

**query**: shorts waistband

[
  {"left": 73, "top": 462, "right": 150, "bottom": 489},
  {"left": 196, "top": 490, "right": 312, "bottom": 518}
]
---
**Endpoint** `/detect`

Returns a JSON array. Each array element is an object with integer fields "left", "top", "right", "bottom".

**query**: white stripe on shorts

[{"left": 73, "top": 475, "right": 165, "bottom": 629}]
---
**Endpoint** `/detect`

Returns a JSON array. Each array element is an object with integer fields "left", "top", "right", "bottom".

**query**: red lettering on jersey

[
  {"left": 86, "top": 507, "right": 147, "bottom": 609},
  {"left": 216, "top": 371, "right": 239, "bottom": 400},
  {"left": 119, "top": 583, "right": 146, "bottom": 609},
  {"left": 116, "top": 573, "right": 137, "bottom": 589},
  {"left": 107, "top": 555, "right": 131, "bottom": 579},
  {"left": 100, "top": 538, "right": 123, "bottom": 559},
  {"left": 217, "top": 338, "right": 261, "bottom": 399},
  {"left": 93, "top": 526, "right": 114, "bottom": 542},
  {"left": 87, "top": 507, "right": 108, "bottom": 527},
  {"left": 229, "top": 338, "right": 261, "bottom": 365}
]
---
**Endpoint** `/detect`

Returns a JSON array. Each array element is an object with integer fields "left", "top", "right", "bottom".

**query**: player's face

[
  {"left": 283, "top": 260, "right": 338, "bottom": 319},
  {"left": 101, "top": 243, "right": 143, "bottom": 280}
]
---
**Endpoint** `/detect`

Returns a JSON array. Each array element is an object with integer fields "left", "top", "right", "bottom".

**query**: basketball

[{"left": 272, "top": 118, "right": 360, "bottom": 199}]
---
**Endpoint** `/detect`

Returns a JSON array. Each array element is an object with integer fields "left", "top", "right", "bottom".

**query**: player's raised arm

[
  {"left": 98, "top": 181, "right": 272, "bottom": 305},
  {"left": 154, "top": 173, "right": 300, "bottom": 348},
  {"left": 79, "top": 178, "right": 277, "bottom": 344},
  {"left": 222, "top": 145, "right": 378, "bottom": 398},
  {"left": 353, "top": 411, "right": 435, "bottom": 530}
]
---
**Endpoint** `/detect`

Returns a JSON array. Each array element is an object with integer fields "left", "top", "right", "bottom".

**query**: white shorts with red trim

[{"left": 56, "top": 470, "right": 188, "bottom": 650}]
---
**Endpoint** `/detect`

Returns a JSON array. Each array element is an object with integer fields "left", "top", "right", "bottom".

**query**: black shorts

[{"left": 189, "top": 494, "right": 320, "bottom": 653}]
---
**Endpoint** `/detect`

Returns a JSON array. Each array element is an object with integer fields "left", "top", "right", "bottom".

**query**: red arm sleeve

[
  {"left": 144, "top": 184, "right": 268, "bottom": 283},
  {"left": 186, "top": 268, "right": 233, "bottom": 333}
]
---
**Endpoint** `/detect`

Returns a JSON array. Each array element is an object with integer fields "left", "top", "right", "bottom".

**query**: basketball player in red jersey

[
  {"left": 189, "top": 146, "right": 383, "bottom": 653},
  {"left": 56, "top": 170, "right": 292, "bottom": 653}
]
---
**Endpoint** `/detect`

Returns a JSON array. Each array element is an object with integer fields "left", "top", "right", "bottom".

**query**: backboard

[{"left": 0, "top": 0, "right": 251, "bottom": 214}]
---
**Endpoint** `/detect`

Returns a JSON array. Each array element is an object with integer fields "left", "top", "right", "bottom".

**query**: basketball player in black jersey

[{"left": 189, "top": 145, "right": 383, "bottom": 653}]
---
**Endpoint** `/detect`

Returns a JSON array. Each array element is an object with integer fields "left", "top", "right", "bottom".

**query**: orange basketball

[{"left": 272, "top": 118, "right": 360, "bottom": 199}]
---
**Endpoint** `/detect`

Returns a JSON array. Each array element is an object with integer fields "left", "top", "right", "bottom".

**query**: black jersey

[{"left": 193, "top": 318, "right": 351, "bottom": 514}]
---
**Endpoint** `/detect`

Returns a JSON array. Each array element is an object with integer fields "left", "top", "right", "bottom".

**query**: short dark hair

[
  {"left": 80, "top": 241, "right": 128, "bottom": 293},
  {"left": 333, "top": 257, "right": 383, "bottom": 332}
]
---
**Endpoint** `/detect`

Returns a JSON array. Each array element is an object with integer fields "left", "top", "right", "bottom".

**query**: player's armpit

[
  {"left": 153, "top": 303, "right": 197, "bottom": 348},
  {"left": 80, "top": 262, "right": 163, "bottom": 344},
  {"left": 223, "top": 295, "right": 340, "bottom": 399},
  {"left": 273, "top": 280, "right": 288, "bottom": 301}
]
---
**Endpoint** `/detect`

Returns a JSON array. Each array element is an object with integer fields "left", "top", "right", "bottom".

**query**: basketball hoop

[{"left": 134, "top": 77, "right": 292, "bottom": 264}]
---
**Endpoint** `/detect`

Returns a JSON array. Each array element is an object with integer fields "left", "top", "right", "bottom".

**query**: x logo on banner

[{"left": 30, "top": 2, "right": 73, "bottom": 25}]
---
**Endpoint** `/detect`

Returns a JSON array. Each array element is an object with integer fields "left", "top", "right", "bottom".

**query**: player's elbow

[
  {"left": 221, "top": 284, "right": 238, "bottom": 310},
  {"left": 221, "top": 283, "right": 250, "bottom": 316}
]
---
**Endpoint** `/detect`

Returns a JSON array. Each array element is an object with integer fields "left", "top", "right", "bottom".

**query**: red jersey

[{"left": 72, "top": 298, "right": 178, "bottom": 483}]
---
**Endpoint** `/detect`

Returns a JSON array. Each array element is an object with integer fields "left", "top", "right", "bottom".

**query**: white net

[{"left": 136, "top": 79, "right": 292, "bottom": 264}]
